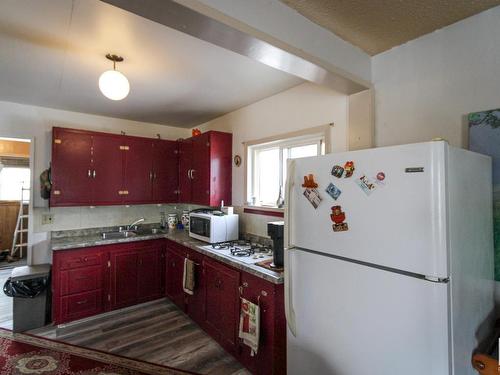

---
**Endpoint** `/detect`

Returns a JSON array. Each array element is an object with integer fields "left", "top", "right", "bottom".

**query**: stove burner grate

[
  {"left": 230, "top": 247, "right": 255, "bottom": 257},
  {"left": 211, "top": 241, "right": 232, "bottom": 250}
]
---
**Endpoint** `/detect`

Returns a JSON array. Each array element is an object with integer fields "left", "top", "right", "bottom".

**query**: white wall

[
  {"left": 0, "top": 100, "right": 190, "bottom": 263},
  {"left": 197, "top": 82, "right": 348, "bottom": 236},
  {"left": 372, "top": 6, "right": 500, "bottom": 148}
]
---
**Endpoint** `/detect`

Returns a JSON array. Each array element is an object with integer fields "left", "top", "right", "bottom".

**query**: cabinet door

[
  {"left": 51, "top": 128, "right": 92, "bottom": 206},
  {"left": 217, "top": 264, "right": 240, "bottom": 350},
  {"left": 165, "top": 249, "right": 185, "bottom": 309},
  {"left": 191, "top": 133, "right": 211, "bottom": 205},
  {"left": 123, "top": 137, "right": 153, "bottom": 204},
  {"left": 178, "top": 139, "right": 192, "bottom": 203},
  {"left": 91, "top": 133, "right": 124, "bottom": 205},
  {"left": 109, "top": 248, "right": 138, "bottom": 310},
  {"left": 185, "top": 250, "right": 205, "bottom": 326},
  {"left": 204, "top": 259, "right": 240, "bottom": 352},
  {"left": 137, "top": 246, "right": 163, "bottom": 303},
  {"left": 204, "top": 260, "right": 221, "bottom": 335},
  {"left": 152, "top": 140, "right": 178, "bottom": 203}
]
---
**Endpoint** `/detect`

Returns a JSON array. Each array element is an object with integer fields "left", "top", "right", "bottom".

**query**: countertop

[{"left": 50, "top": 227, "right": 283, "bottom": 284}]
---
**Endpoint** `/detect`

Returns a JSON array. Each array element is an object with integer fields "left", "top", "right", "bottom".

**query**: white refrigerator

[{"left": 284, "top": 141, "right": 494, "bottom": 375}]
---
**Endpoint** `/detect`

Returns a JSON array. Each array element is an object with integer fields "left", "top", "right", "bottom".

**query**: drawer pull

[{"left": 76, "top": 299, "right": 88, "bottom": 305}]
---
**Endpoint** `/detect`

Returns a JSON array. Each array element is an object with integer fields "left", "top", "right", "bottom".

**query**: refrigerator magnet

[
  {"left": 355, "top": 175, "right": 377, "bottom": 196},
  {"left": 344, "top": 161, "right": 355, "bottom": 178},
  {"left": 376, "top": 172, "right": 386, "bottom": 181},
  {"left": 325, "top": 182, "right": 342, "bottom": 200},
  {"left": 303, "top": 188, "right": 322, "bottom": 209},
  {"left": 331, "top": 205, "right": 348, "bottom": 232},
  {"left": 302, "top": 174, "right": 319, "bottom": 188},
  {"left": 331, "top": 165, "right": 344, "bottom": 178}
]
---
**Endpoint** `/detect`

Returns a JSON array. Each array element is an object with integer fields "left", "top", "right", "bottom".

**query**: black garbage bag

[{"left": 3, "top": 277, "right": 48, "bottom": 298}]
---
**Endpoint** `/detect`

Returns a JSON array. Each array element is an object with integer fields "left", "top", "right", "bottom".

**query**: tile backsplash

[{"left": 33, "top": 204, "right": 200, "bottom": 233}]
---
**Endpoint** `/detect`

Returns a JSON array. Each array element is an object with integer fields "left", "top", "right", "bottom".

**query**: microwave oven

[{"left": 189, "top": 212, "right": 239, "bottom": 244}]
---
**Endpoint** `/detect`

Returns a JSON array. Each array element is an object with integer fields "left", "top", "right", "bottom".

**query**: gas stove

[{"left": 200, "top": 240, "right": 273, "bottom": 265}]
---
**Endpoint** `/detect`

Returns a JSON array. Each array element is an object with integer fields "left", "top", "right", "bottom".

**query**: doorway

[{"left": 0, "top": 137, "right": 31, "bottom": 329}]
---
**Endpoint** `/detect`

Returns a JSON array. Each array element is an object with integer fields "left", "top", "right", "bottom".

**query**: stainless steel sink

[{"left": 101, "top": 230, "right": 137, "bottom": 239}]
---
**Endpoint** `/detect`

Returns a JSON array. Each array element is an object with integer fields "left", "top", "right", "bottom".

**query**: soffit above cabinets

[
  {"left": 0, "top": 0, "right": 303, "bottom": 128},
  {"left": 280, "top": 0, "right": 500, "bottom": 55}
]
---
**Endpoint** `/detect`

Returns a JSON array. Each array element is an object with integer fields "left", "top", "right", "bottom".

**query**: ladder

[{"left": 11, "top": 187, "right": 29, "bottom": 259}]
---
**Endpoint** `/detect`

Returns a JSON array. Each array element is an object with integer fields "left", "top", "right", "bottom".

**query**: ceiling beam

[{"left": 100, "top": 0, "right": 369, "bottom": 94}]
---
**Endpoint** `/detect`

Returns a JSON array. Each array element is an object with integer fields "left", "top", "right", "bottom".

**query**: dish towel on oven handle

[
  {"left": 182, "top": 258, "right": 195, "bottom": 295},
  {"left": 239, "top": 297, "right": 260, "bottom": 356}
]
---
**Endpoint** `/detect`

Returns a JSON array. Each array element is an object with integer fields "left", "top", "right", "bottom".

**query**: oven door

[{"left": 189, "top": 215, "right": 211, "bottom": 242}]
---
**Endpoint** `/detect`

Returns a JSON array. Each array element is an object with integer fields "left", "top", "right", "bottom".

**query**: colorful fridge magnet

[
  {"left": 302, "top": 174, "right": 318, "bottom": 188},
  {"left": 325, "top": 182, "right": 342, "bottom": 200},
  {"left": 355, "top": 174, "right": 377, "bottom": 196},
  {"left": 376, "top": 172, "right": 385, "bottom": 181},
  {"left": 331, "top": 205, "right": 348, "bottom": 232},
  {"left": 344, "top": 161, "right": 355, "bottom": 178},
  {"left": 303, "top": 188, "right": 322, "bottom": 209},
  {"left": 331, "top": 165, "right": 344, "bottom": 178}
]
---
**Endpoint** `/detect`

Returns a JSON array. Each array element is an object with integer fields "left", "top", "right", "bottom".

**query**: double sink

[{"left": 101, "top": 227, "right": 165, "bottom": 240}]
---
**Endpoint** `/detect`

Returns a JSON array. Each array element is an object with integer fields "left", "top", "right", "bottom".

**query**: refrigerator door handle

[
  {"left": 284, "top": 159, "right": 297, "bottom": 336},
  {"left": 285, "top": 246, "right": 297, "bottom": 336}
]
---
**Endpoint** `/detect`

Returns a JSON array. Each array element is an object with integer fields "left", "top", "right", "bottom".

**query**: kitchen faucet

[{"left": 126, "top": 217, "right": 145, "bottom": 231}]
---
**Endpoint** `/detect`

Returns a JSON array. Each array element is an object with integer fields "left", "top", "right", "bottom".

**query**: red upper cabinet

[
  {"left": 51, "top": 128, "right": 124, "bottom": 207},
  {"left": 179, "top": 131, "right": 232, "bottom": 206},
  {"left": 123, "top": 137, "right": 154, "bottom": 204},
  {"left": 51, "top": 127, "right": 231, "bottom": 207},
  {"left": 152, "top": 140, "right": 178, "bottom": 203},
  {"left": 178, "top": 138, "right": 193, "bottom": 203},
  {"left": 91, "top": 133, "right": 124, "bottom": 206},
  {"left": 51, "top": 128, "right": 93, "bottom": 206}
]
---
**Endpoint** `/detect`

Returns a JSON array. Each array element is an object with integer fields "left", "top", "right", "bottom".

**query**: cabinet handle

[
  {"left": 92, "top": 170, "right": 96, "bottom": 178},
  {"left": 149, "top": 171, "right": 153, "bottom": 181},
  {"left": 76, "top": 299, "right": 88, "bottom": 305},
  {"left": 153, "top": 172, "right": 157, "bottom": 180},
  {"left": 187, "top": 169, "right": 192, "bottom": 180},
  {"left": 190, "top": 169, "right": 196, "bottom": 180},
  {"left": 88, "top": 169, "right": 91, "bottom": 178},
  {"left": 242, "top": 282, "right": 249, "bottom": 288}
]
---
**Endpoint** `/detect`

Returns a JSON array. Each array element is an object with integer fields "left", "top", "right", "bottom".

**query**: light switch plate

[{"left": 42, "top": 213, "right": 53, "bottom": 225}]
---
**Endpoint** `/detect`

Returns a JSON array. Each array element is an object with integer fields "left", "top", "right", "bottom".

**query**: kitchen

[{"left": 0, "top": 1, "right": 498, "bottom": 375}]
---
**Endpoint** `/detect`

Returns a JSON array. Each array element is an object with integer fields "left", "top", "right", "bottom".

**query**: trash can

[{"left": 4, "top": 264, "right": 51, "bottom": 332}]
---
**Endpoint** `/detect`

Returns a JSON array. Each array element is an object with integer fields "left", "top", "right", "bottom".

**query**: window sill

[{"left": 243, "top": 205, "right": 284, "bottom": 218}]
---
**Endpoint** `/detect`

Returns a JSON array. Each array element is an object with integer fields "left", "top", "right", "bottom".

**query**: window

[
  {"left": 247, "top": 133, "right": 325, "bottom": 207},
  {"left": 0, "top": 167, "right": 30, "bottom": 201}
]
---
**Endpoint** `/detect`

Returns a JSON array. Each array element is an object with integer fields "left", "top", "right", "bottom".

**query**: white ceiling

[{"left": 0, "top": 0, "right": 303, "bottom": 127}]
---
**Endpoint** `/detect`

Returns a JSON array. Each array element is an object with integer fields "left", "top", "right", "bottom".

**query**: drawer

[
  {"left": 61, "top": 290, "right": 103, "bottom": 322},
  {"left": 56, "top": 248, "right": 102, "bottom": 270},
  {"left": 60, "top": 266, "right": 103, "bottom": 296}
]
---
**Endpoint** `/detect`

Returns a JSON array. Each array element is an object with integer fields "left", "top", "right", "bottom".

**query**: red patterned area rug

[{"left": 0, "top": 329, "right": 193, "bottom": 375}]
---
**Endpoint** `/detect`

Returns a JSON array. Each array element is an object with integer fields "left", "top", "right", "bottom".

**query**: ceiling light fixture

[{"left": 99, "top": 54, "right": 130, "bottom": 101}]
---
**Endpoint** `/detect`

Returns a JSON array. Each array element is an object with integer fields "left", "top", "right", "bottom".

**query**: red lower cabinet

[
  {"left": 52, "top": 240, "right": 165, "bottom": 325},
  {"left": 53, "top": 239, "right": 285, "bottom": 374},
  {"left": 239, "top": 272, "right": 286, "bottom": 375}
]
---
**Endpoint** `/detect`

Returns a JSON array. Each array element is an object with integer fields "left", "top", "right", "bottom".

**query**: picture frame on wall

[{"left": 468, "top": 108, "right": 500, "bottom": 280}]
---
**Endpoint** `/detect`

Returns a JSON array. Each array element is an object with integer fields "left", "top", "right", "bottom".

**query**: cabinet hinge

[
  {"left": 54, "top": 139, "right": 62, "bottom": 144},
  {"left": 107, "top": 260, "right": 111, "bottom": 268},
  {"left": 119, "top": 145, "right": 130, "bottom": 151},
  {"left": 53, "top": 190, "right": 61, "bottom": 196}
]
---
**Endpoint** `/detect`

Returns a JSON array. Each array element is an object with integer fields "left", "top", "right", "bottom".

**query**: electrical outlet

[{"left": 41, "top": 213, "right": 53, "bottom": 225}]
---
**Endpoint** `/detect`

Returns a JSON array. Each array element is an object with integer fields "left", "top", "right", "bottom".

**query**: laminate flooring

[{"left": 30, "top": 299, "right": 250, "bottom": 375}]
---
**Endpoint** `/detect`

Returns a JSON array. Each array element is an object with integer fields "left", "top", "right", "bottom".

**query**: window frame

[{"left": 244, "top": 125, "right": 330, "bottom": 208}]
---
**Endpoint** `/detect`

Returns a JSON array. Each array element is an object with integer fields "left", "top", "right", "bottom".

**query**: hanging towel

[
  {"left": 239, "top": 297, "right": 260, "bottom": 356},
  {"left": 183, "top": 258, "right": 195, "bottom": 295}
]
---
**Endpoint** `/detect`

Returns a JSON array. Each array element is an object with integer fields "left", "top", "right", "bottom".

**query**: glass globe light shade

[{"left": 98, "top": 69, "right": 130, "bottom": 100}]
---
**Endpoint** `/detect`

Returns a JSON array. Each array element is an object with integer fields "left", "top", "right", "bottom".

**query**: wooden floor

[
  {"left": 30, "top": 299, "right": 250, "bottom": 375},
  {"left": 0, "top": 268, "right": 13, "bottom": 329}
]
